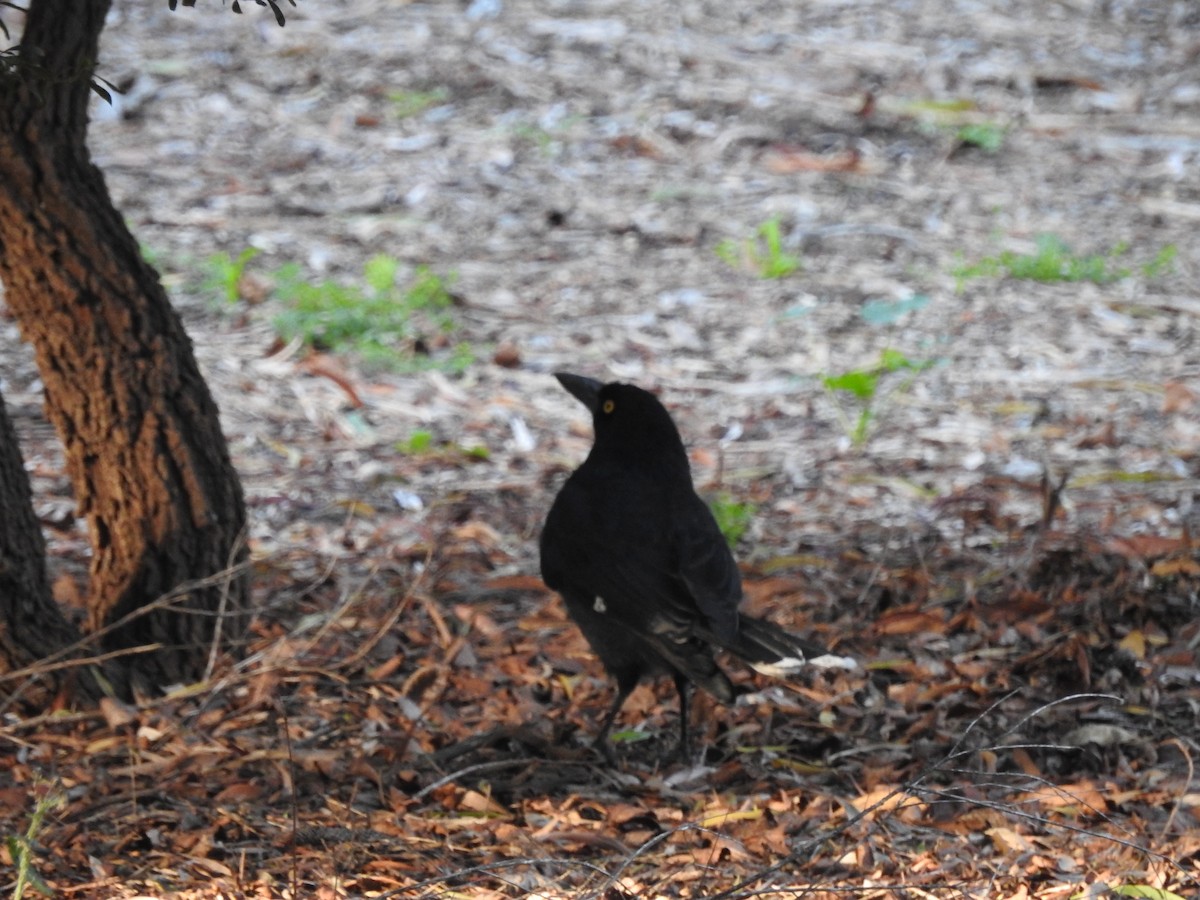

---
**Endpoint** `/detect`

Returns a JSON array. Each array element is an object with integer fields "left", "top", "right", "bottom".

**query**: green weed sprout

[
  {"left": 396, "top": 429, "right": 490, "bottom": 460},
  {"left": 709, "top": 493, "right": 757, "bottom": 548},
  {"left": 397, "top": 430, "right": 433, "bottom": 455},
  {"left": 902, "top": 99, "right": 1007, "bottom": 152},
  {"left": 956, "top": 122, "right": 1005, "bottom": 153},
  {"left": 824, "top": 349, "right": 933, "bottom": 446},
  {"left": 8, "top": 782, "right": 64, "bottom": 900},
  {"left": 716, "top": 218, "right": 801, "bottom": 279},
  {"left": 1140, "top": 244, "right": 1178, "bottom": 279},
  {"left": 203, "top": 247, "right": 260, "bottom": 304}
]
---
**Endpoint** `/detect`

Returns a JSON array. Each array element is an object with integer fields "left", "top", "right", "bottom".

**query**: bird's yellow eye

[{"left": 602, "top": 399, "right": 615, "bottom": 414}]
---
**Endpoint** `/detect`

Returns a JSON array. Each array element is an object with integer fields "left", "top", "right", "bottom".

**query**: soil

[
  {"left": 1, "top": 1, "right": 1199, "bottom": 896},
  {"left": 83, "top": 0, "right": 1200, "bottom": 545}
]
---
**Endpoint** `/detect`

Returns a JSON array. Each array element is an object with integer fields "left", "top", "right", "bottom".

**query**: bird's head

[{"left": 555, "top": 373, "right": 689, "bottom": 469}]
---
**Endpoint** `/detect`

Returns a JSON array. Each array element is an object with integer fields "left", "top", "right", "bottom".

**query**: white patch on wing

[
  {"left": 748, "top": 656, "right": 808, "bottom": 677},
  {"left": 749, "top": 653, "right": 859, "bottom": 677},
  {"left": 809, "top": 653, "right": 859, "bottom": 670},
  {"left": 593, "top": 596, "right": 607, "bottom": 614}
]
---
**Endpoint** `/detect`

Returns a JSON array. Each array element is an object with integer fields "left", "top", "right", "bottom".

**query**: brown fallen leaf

[
  {"left": 987, "top": 825, "right": 1032, "bottom": 853},
  {"left": 1107, "top": 534, "right": 1187, "bottom": 559},
  {"left": 99, "top": 696, "right": 138, "bottom": 729},
  {"left": 301, "top": 353, "right": 364, "bottom": 408},
  {"left": 1150, "top": 556, "right": 1200, "bottom": 578},
  {"left": 213, "top": 781, "right": 265, "bottom": 804},
  {"left": 763, "top": 145, "right": 864, "bottom": 174},
  {"left": 851, "top": 785, "right": 926, "bottom": 822},
  {"left": 1163, "top": 380, "right": 1197, "bottom": 413},
  {"left": 493, "top": 341, "right": 522, "bottom": 368},
  {"left": 609, "top": 133, "right": 666, "bottom": 159},
  {"left": 1119, "top": 629, "right": 1146, "bottom": 659},
  {"left": 458, "top": 789, "right": 508, "bottom": 816},
  {"left": 1020, "top": 780, "right": 1110, "bottom": 816},
  {"left": 876, "top": 605, "right": 947, "bottom": 636}
]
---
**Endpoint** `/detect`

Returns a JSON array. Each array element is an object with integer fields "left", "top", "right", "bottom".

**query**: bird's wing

[
  {"left": 542, "top": 479, "right": 695, "bottom": 627},
  {"left": 542, "top": 471, "right": 741, "bottom": 644},
  {"left": 673, "top": 493, "right": 742, "bottom": 642}
]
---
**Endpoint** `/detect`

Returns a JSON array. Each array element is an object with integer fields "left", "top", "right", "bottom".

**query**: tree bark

[
  {"left": 0, "top": 0, "right": 251, "bottom": 695},
  {"left": 0, "top": 395, "right": 98, "bottom": 707}
]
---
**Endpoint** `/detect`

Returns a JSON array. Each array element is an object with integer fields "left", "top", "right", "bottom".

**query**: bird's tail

[
  {"left": 644, "top": 633, "right": 738, "bottom": 703},
  {"left": 721, "top": 616, "right": 856, "bottom": 677}
]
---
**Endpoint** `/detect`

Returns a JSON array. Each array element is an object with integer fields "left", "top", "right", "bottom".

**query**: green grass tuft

[
  {"left": 388, "top": 87, "right": 448, "bottom": 118},
  {"left": 953, "top": 235, "right": 1176, "bottom": 290},
  {"left": 716, "top": 218, "right": 801, "bottom": 279},
  {"left": 273, "top": 256, "right": 473, "bottom": 372}
]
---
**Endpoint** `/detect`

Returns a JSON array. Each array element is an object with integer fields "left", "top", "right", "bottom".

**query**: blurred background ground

[{"left": 1, "top": 0, "right": 1199, "bottom": 896}]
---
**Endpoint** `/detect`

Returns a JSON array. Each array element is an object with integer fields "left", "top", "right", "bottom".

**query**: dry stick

[
  {"left": 0, "top": 556, "right": 261, "bottom": 716},
  {"left": 968, "top": 691, "right": 1126, "bottom": 755},
  {"left": 798, "top": 223, "right": 922, "bottom": 245},
  {"left": 204, "top": 523, "right": 252, "bottom": 683},
  {"left": 1158, "top": 737, "right": 1194, "bottom": 842},
  {"left": 373, "top": 533, "right": 479, "bottom": 755},
  {"left": 932, "top": 755, "right": 1191, "bottom": 886},
  {"left": 283, "top": 500, "right": 403, "bottom": 664},
  {"left": 288, "top": 544, "right": 432, "bottom": 672},
  {"left": 417, "top": 588, "right": 454, "bottom": 648},
  {"left": 385, "top": 781, "right": 967, "bottom": 900},
  {"left": 605, "top": 821, "right": 776, "bottom": 895},
  {"left": 710, "top": 886, "right": 976, "bottom": 900},
  {"left": 11, "top": 557, "right": 338, "bottom": 890},
  {"left": 698, "top": 690, "right": 1197, "bottom": 900},
  {"left": 930, "top": 757, "right": 1144, "bottom": 846},
  {"left": 100, "top": 548, "right": 417, "bottom": 747},
  {"left": 853, "top": 557, "right": 884, "bottom": 610},
  {"left": 336, "top": 548, "right": 432, "bottom": 671},
  {"left": 1039, "top": 465, "right": 1070, "bottom": 530},
  {"left": 333, "top": 779, "right": 363, "bottom": 897},
  {"left": 277, "top": 697, "right": 300, "bottom": 900},
  {"left": 388, "top": 622, "right": 473, "bottom": 758},
  {"left": 921, "top": 785, "right": 1185, "bottom": 862},
  {"left": 379, "top": 857, "right": 617, "bottom": 900},
  {"left": 493, "top": 641, "right": 997, "bottom": 900},
  {"left": 411, "top": 758, "right": 538, "bottom": 802},
  {"left": 0, "top": 643, "right": 162, "bottom": 717},
  {"left": 286, "top": 552, "right": 354, "bottom": 658},
  {"left": 0, "top": 643, "right": 161, "bottom": 688},
  {"left": 911, "top": 693, "right": 1182, "bottom": 862},
  {"left": 907, "top": 524, "right": 935, "bottom": 592},
  {"left": 185, "top": 551, "right": 348, "bottom": 711},
  {"left": 0, "top": 558, "right": 257, "bottom": 688}
]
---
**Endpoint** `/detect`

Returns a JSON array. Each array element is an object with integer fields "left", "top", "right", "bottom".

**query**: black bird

[{"left": 540, "top": 373, "right": 845, "bottom": 758}]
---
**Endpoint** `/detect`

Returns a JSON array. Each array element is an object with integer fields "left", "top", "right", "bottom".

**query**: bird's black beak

[{"left": 555, "top": 372, "right": 604, "bottom": 414}]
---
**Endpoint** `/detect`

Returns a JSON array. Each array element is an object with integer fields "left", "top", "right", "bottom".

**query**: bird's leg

[
  {"left": 592, "top": 678, "right": 636, "bottom": 759},
  {"left": 674, "top": 674, "right": 692, "bottom": 761}
]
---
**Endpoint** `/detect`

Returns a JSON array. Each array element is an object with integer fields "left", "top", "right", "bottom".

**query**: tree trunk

[
  {"left": 0, "top": 0, "right": 251, "bottom": 695},
  {"left": 0, "top": 395, "right": 103, "bottom": 707}
]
